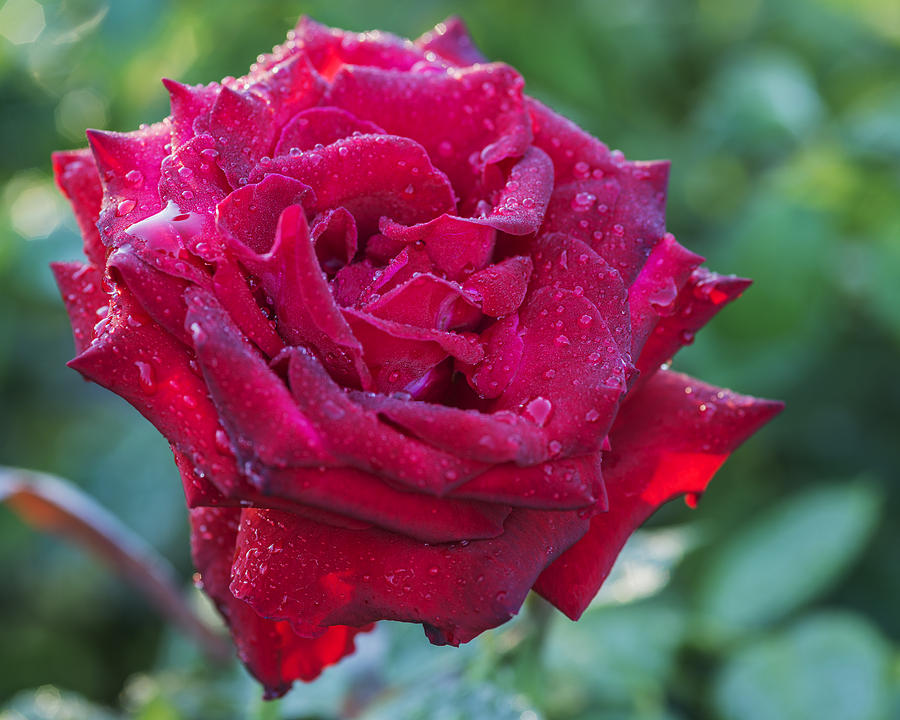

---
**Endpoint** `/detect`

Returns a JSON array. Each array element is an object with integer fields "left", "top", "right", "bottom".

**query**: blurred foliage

[{"left": 1, "top": 0, "right": 899, "bottom": 718}]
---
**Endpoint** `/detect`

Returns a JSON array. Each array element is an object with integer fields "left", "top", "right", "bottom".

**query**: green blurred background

[{"left": 1, "top": 0, "right": 898, "bottom": 718}]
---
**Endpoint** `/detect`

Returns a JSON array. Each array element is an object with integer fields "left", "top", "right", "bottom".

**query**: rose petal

[
  {"left": 162, "top": 79, "right": 219, "bottom": 148},
  {"left": 51, "top": 262, "right": 108, "bottom": 354},
  {"left": 217, "top": 173, "right": 312, "bottom": 256},
  {"left": 86, "top": 122, "right": 170, "bottom": 252},
  {"left": 461, "top": 313, "right": 524, "bottom": 399},
  {"left": 342, "top": 307, "right": 483, "bottom": 393},
  {"left": 530, "top": 233, "right": 631, "bottom": 359},
  {"left": 496, "top": 287, "right": 628, "bottom": 455},
  {"left": 260, "top": 465, "right": 510, "bottom": 543},
  {"left": 274, "top": 107, "right": 385, "bottom": 157},
  {"left": 627, "top": 232, "right": 703, "bottom": 359},
  {"left": 327, "top": 63, "right": 532, "bottom": 205},
  {"left": 252, "top": 134, "right": 456, "bottom": 236},
  {"left": 636, "top": 269, "right": 751, "bottom": 380},
  {"left": 67, "top": 287, "right": 246, "bottom": 499},
  {"left": 364, "top": 273, "right": 481, "bottom": 330},
  {"left": 222, "top": 202, "right": 371, "bottom": 388},
  {"left": 51, "top": 149, "right": 104, "bottom": 267},
  {"left": 534, "top": 370, "right": 784, "bottom": 619},
  {"left": 184, "top": 287, "right": 332, "bottom": 468},
  {"left": 290, "top": 16, "right": 427, "bottom": 79},
  {"left": 415, "top": 17, "right": 487, "bottom": 67},
  {"left": 283, "top": 347, "right": 488, "bottom": 493},
  {"left": 350, "top": 392, "right": 546, "bottom": 464},
  {"left": 190, "top": 507, "right": 370, "bottom": 699},
  {"left": 528, "top": 98, "right": 669, "bottom": 286},
  {"left": 463, "top": 255, "right": 532, "bottom": 317},
  {"left": 379, "top": 214, "right": 495, "bottom": 280},
  {"left": 451, "top": 455, "right": 604, "bottom": 510},
  {"left": 209, "top": 86, "right": 275, "bottom": 188},
  {"left": 472, "top": 146, "right": 553, "bottom": 235},
  {"left": 230, "top": 505, "right": 590, "bottom": 645}
]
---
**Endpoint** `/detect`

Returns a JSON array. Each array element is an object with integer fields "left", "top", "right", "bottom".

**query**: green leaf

[
  {"left": 713, "top": 612, "right": 894, "bottom": 720},
  {"left": 357, "top": 679, "right": 540, "bottom": 720},
  {"left": 695, "top": 481, "right": 880, "bottom": 638},
  {"left": 543, "top": 600, "right": 687, "bottom": 717}
]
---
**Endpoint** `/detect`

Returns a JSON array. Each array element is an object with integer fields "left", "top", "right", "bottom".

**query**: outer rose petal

[
  {"left": 67, "top": 287, "right": 247, "bottom": 500},
  {"left": 627, "top": 232, "right": 704, "bottom": 359},
  {"left": 51, "top": 262, "right": 108, "bottom": 354},
  {"left": 230, "top": 505, "right": 590, "bottom": 645},
  {"left": 290, "top": 16, "right": 427, "bottom": 78},
  {"left": 415, "top": 17, "right": 488, "bottom": 67},
  {"left": 528, "top": 98, "right": 669, "bottom": 286},
  {"left": 534, "top": 370, "right": 783, "bottom": 619},
  {"left": 636, "top": 268, "right": 751, "bottom": 380},
  {"left": 51, "top": 149, "right": 105, "bottom": 267},
  {"left": 190, "top": 506, "right": 370, "bottom": 699}
]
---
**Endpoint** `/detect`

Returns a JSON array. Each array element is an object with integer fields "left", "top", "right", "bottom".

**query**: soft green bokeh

[{"left": 1, "top": 0, "right": 898, "bottom": 718}]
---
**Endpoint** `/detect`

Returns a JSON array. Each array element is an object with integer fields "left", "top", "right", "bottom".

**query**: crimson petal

[
  {"left": 364, "top": 273, "right": 481, "bottom": 331},
  {"left": 636, "top": 269, "right": 752, "bottom": 380},
  {"left": 51, "top": 262, "right": 108, "bottom": 354},
  {"left": 451, "top": 454, "right": 604, "bottom": 510},
  {"left": 327, "top": 64, "right": 532, "bottom": 205},
  {"left": 67, "top": 288, "right": 246, "bottom": 500},
  {"left": 530, "top": 233, "right": 631, "bottom": 359},
  {"left": 379, "top": 214, "right": 495, "bottom": 280},
  {"left": 252, "top": 134, "right": 456, "bottom": 236},
  {"left": 283, "top": 347, "right": 488, "bottom": 493},
  {"left": 51, "top": 149, "right": 105, "bottom": 267},
  {"left": 351, "top": 392, "right": 547, "bottom": 464},
  {"left": 527, "top": 98, "right": 669, "bottom": 286},
  {"left": 534, "top": 370, "right": 783, "bottom": 619},
  {"left": 627, "top": 232, "right": 703, "bottom": 360},
  {"left": 274, "top": 107, "right": 384, "bottom": 157},
  {"left": 260, "top": 465, "right": 510, "bottom": 543},
  {"left": 184, "top": 287, "right": 332, "bottom": 468},
  {"left": 230, "top": 505, "right": 590, "bottom": 645},
  {"left": 190, "top": 507, "right": 370, "bottom": 699},
  {"left": 460, "top": 313, "right": 524, "bottom": 399},
  {"left": 415, "top": 17, "right": 487, "bottom": 67},
  {"left": 496, "top": 287, "right": 628, "bottom": 455},
  {"left": 463, "top": 255, "right": 532, "bottom": 318},
  {"left": 343, "top": 307, "right": 483, "bottom": 393}
]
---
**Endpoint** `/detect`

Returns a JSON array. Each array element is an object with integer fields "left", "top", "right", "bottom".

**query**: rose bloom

[{"left": 52, "top": 16, "right": 781, "bottom": 697}]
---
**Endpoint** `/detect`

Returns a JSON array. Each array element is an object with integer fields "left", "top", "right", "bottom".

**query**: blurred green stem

[
  {"left": 255, "top": 697, "right": 282, "bottom": 720},
  {"left": 512, "top": 593, "right": 554, "bottom": 706}
]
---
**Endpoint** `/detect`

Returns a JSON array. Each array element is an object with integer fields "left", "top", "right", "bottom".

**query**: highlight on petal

[{"left": 534, "top": 370, "right": 783, "bottom": 619}]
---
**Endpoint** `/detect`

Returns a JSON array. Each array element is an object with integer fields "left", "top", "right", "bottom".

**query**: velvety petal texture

[{"left": 52, "top": 14, "right": 781, "bottom": 698}]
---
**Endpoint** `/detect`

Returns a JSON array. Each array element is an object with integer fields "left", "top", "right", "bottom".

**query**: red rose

[{"left": 52, "top": 17, "right": 781, "bottom": 698}]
